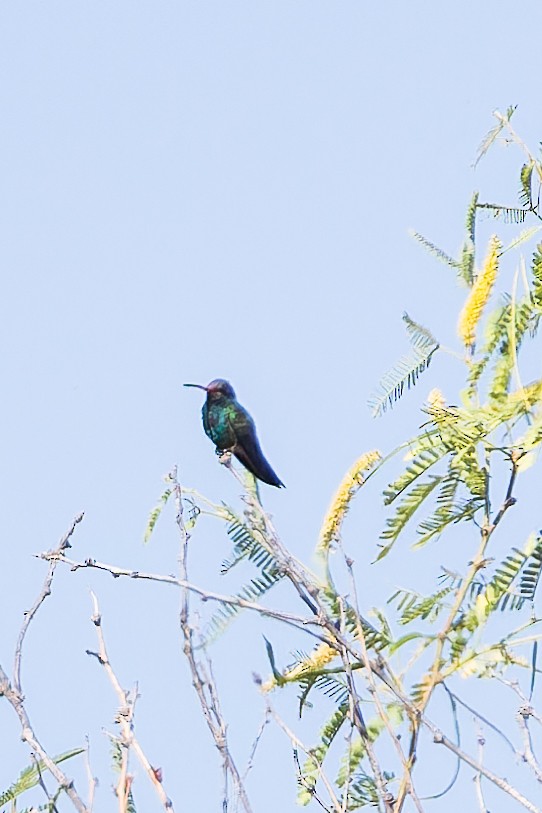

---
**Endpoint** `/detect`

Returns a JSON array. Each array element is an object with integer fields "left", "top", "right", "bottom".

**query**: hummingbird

[{"left": 184, "top": 379, "right": 284, "bottom": 488}]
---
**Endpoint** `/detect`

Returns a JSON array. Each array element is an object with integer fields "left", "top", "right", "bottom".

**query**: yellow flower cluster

[
  {"left": 261, "top": 642, "right": 337, "bottom": 693},
  {"left": 426, "top": 388, "right": 445, "bottom": 409},
  {"left": 317, "top": 450, "right": 381, "bottom": 557},
  {"left": 458, "top": 235, "right": 501, "bottom": 349}
]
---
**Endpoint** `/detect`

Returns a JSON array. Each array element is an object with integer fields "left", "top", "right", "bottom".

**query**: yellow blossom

[
  {"left": 317, "top": 450, "right": 381, "bottom": 558},
  {"left": 427, "top": 388, "right": 445, "bottom": 409},
  {"left": 458, "top": 235, "right": 501, "bottom": 349},
  {"left": 260, "top": 643, "right": 338, "bottom": 693}
]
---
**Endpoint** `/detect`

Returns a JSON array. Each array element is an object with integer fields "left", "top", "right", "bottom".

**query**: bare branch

[
  {"left": 269, "top": 703, "right": 342, "bottom": 812},
  {"left": 0, "top": 514, "right": 89, "bottom": 813},
  {"left": 517, "top": 705, "right": 542, "bottom": 784},
  {"left": 87, "top": 591, "right": 174, "bottom": 812},
  {"left": 14, "top": 513, "right": 84, "bottom": 693},
  {"left": 173, "top": 467, "right": 253, "bottom": 813},
  {"left": 343, "top": 555, "right": 424, "bottom": 813},
  {"left": 42, "top": 552, "right": 321, "bottom": 637},
  {"left": 473, "top": 725, "right": 489, "bottom": 813}
]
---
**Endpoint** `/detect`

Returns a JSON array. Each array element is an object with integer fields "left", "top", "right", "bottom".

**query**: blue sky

[{"left": 1, "top": 3, "right": 542, "bottom": 811}]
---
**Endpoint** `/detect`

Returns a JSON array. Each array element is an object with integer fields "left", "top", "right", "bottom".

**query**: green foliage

[
  {"left": 378, "top": 476, "right": 441, "bottom": 557},
  {"left": 143, "top": 484, "right": 173, "bottom": 543},
  {"left": 220, "top": 507, "right": 278, "bottom": 574},
  {"left": 369, "top": 314, "right": 439, "bottom": 416},
  {"left": 474, "top": 104, "right": 516, "bottom": 168},
  {"left": 200, "top": 504, "right": 284, "bottom": 644},
  {"left": 203, "top": 570, "right": 282, "bottom": 645},
  {"left": 476, "top": 202, "right": 527, "bottom": 223},
  {"left": 519, "top": 162, "right": 534, "bottom": 209},
  {"left": 298, "top": 672, "right": 349, "bottom": 716},
  {"left": 390, "top": 584, "right": 454, "bottom": 625},
  {"left": 298, "top": 705, "right": 349, "bottom": 805},
  {"left": 321, "top": 588, "right": 390, "bottom": 652},
  {"left": 520, "top": 534, "right": 542, "bottom": 601},
  {"left": 0, "top": 749, "right": 84, "bottom": 808},
  {"left": 111, "top": 742, "right": 137, "bottom": 813},
  {"left": 346, "top": 771, "right": 396, "bottom": 810},
  {"left": 181, "top": 117, "right": 542, "bottom": 812},
  {"left": 409, "top": 230, "right": 459, "bottom": 269},
  {"left": 383, "top": 446, "right": 445, "bottom": 505},
  {"left": 532, "top": 242, "right": 542, "bottom": 312},
  {"left": 460, "top": 191, "right": 479, "bottom": 285}
]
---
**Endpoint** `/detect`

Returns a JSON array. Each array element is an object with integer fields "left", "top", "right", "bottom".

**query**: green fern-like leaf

[
  {"left": 111, "top": 742, "right": 137, "bottom": 813},
  {"left": 449, "top": 447, "right": 486, "bottom": 500},
  {"left": 0, "top": 748, "right": 85, "bottom": 807},
  {"left": 402, "top": 312, "right": 439, "bottom": 351},
  {"left": 477, "top": 202, "right": 527, "bottom": 224},
  {"left": 415, "top": 496, "right": 481, "bottom": 548},
  {"left": 201, "top": 570, "right": 283, "bottom": 645},
  {"left": 488, "top": 297, "right": 534, "bottom": 403},
  {"left": 474, "top": 106, "right": 516, "bottom": 168},
  {"left": 383, "top": 446, "right": 445, "bottom": 505},
  {"left": 520, "top": 535, "right": 542, "bottom": 602},
  {"left": 370, "top": 345, "right": 439, "bottom": 417},
  {"left": 298, "top": 704, "right": 349, "bottom": 805},
  {"left": 378, "top": 476, "right": 442, "bottom": 558},
  {"left": 143, "top": 486, "right": 173, "bottom": 543},
  {"left": 298, "top": 672, "right": 349, "bottom": 716},
  {"left": 531, "top": 243, "right": 542, "bottom": 311},
  {"left": 459, "top": 191, "right": 479, "bottom": 286},
  {"left": 321, "top": 588, "right": 390, "bottom": 652},
  {"left": 220, "top": 508, "right": 278, "bottom": 574},
  {"left": 370, "top": 314, "right": 440, "bottom": 416},
  {"left": 464, "top": 536, "right": 541, "bottom": 629},
  {"left": 466, "top": 299, "right": 514, "bottom": 398},
  {"left": 347, "top": 772, "right": 396, "bottom": 810},
  {"left": 336, "top": 709, "right": 402, "bottom": 791},
  {"left": 390, "top": 584, "right": 454, "bottom": 625},
  {"left": 409, "top": 230, "right": 459, "bottom": 269},
  {"left": 520, "top": 162, "right": 534, "bottom": 209},
  {"left": 449, "top": 631, "right": 469, "bottom": 663}
]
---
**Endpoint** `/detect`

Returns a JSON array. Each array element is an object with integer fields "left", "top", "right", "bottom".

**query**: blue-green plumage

[{"left": 185, "top": 379, "right": 284, "bottom": 488}]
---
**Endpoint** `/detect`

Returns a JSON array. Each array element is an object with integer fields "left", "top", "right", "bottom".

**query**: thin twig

[
  {"left": 84, "top": 736, "right": 97, "bottom": 813},
  {"left": 343, "top": 555, "right": 424, "bottom": 813},
  {"left": 33, "top": 753, "right": 61, "bottom": 813},
  {"left": 427, "top": 721, "right": 541, "bottom": 813},
  {"left": 269, "top": 704, "right": 342, "bottom": 812},
  {"left": 14, "top": 513, "right": 84, "bottom": 693},
  {"left": 473, "top": 724, "right": 488, "bottom": 813},
  {"left": 87, "top": 591, "right": 174, "bottom": 811},
  {"left": 517, "top": 705, "right": 542, "bottom": 783},
  {"left": 293, "top": 749, "right": 334, "bottom": 813},
  {"left": 418, "top": 455, "right": 519, "bottom": 720},
  {"left": 499, "top": 678, "right": 542, "bottom": 726},
  {"left": 42, "top": 553, "right": 321, "bottom": 637},
  {"left": 173, "top": 467, "right": 253, "bottom": 813},
  {"left": 336, "top": 597, "right": 392, "bottom": 813},
  {"left": 0, "top": 515, "right": 89, "bottom": 813},
  {"left": 241, "top": 708, "right": 271, "bottom": 782}
]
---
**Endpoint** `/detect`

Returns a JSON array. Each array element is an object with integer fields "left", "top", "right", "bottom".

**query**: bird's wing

[
  {"left": 228, "top": 406, "right": 284, "bottom": 487},
  {"left": 202, "top": 404, "right": 212, "bottom": 440}
]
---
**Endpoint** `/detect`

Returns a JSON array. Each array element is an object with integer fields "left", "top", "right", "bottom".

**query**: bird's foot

[{"left": 218, "top": 450, "right": 232, "bottom": 468}]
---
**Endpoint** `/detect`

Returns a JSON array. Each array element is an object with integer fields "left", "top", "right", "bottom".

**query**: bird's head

[{"left": 184, "top": 379, "right": 236, "bottom": 400}]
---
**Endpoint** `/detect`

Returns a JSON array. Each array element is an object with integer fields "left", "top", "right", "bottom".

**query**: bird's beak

[{"left": 184, "top": 383, "right": 208, "bottom": 391}]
